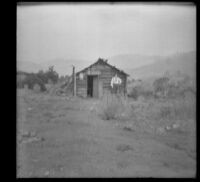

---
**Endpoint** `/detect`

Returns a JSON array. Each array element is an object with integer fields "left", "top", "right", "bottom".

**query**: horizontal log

[
  {"left": 77, "top": 88, "right": 87, "bottom": 91},
  {"left": 76, "top": 81, "right": 87, "bottom": 84},
  {"left": 77, "top": 84, "right": 87, "bottom": 88}
]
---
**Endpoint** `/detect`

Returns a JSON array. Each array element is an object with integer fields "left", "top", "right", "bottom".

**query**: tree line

[
  {"left": 128, "top": 73, "right": 195, "bottom": 100},
  {"left": 17, "top": 66, "right": 59, "bottom": 91}
]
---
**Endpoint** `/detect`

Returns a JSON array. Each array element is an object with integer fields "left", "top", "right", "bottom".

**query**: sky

[{"left": 17, "top": 3, "right": 196, "bottom": 64}]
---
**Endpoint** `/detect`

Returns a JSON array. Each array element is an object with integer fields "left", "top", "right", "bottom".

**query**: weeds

[
  {"left": 97, "top": 90, "right": 195, "bottom": 137},
  {"left": 98, "top": 93, "right": 124, "bottom": 120}
]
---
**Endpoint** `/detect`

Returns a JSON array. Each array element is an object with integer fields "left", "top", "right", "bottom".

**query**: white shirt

[{"left": 111, "top": 74, "right": 122, "bottom": 88}]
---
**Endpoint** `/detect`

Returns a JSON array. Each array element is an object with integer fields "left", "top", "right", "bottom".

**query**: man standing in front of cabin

[{"left": 111, "top": 74, "right": 122, "bottom": 94}]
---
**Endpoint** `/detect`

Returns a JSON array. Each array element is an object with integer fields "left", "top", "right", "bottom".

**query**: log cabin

[{"left": 75, "top": 58, "right": 129, "bottom": 98}]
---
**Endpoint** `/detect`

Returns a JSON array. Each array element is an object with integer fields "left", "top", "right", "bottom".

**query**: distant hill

[
  {"left": 17, "top": 51, "right": 196, "bottom": 80},
  {"left": 41, "top": 58, "right": 91, "bottom": 76},
  {"left": 17, "top": 59, "right": 90, "bottom": 76},
  {"left": 124, "top": 51, "right": 196, "bottom": 80},
  {"left": 108, "top": 54, "right": 162, "bottom": 71},
  {"left": 17, "top": 61, "right": 44, "bottom": 73}
]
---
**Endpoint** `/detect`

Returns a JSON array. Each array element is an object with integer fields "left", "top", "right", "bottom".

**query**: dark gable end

[{"left": 76, "top": 58, "right": 129, "bottom": 77}]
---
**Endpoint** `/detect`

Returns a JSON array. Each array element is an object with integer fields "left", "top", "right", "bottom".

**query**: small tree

[
  {"left": 23, "top": 73, "right": 46, "bottom": 91},
  {"left": 153, "top": 76, "right": 170, "bottom": 98},
  {"left": 45, "top": 66, "right": 59, "bottom": 84},
  {"left": 129, "top": 85, "right": 142, "bottom": 99},
  {"left": 37, "top": 70, "right": 48, "bottom": 83}
]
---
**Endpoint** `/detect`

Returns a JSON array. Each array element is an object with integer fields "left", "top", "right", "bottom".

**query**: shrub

[
  {"left": 23, "top": 74, "right": 46, "bottom": 91},
  {"left": 153, "top": 76, "right": 170, "bottom": 98},
  {"left": 158, "top": 105, "right": 173, "bottom": 120},
  {"left": 141, "top": 90, "right": 154, "bottom": 99},
  {"left": 102, "top": 101, "right": 120, "bottom": 120},
  {"left": 45, "top": 66, "right": 59, "bottom": 84},
  {"left": 37, "top": 70, "right": 48, "bottom": 83},
  {"left": 35, "top": 67, "right": 59, "bottom": 85},
  {"left": 152, "top": 97, "right": 196, "bottom": 122},
  {"left": 166, "top": 82, "right": 181, "bottom": 98},
  {"left": 172, "top": 98, "right": 196, "bottom": 120},
  {"left": 33, "top": 83, "right": 41, "bottom": 92},
  {"left": 128, "top": 78, "right": 154, "bottom": 100},
  {"left": 98, "top": 93, "right": 132, "bottom": 121},
  {"left": 128, "top": 85, "right": 142, "bottom": 99},
  {"left": 17, "top": 66, "right": 60, "bottom": 92},
  {"left": 99, "top": 94, "right": 122, "bottom": 120}
]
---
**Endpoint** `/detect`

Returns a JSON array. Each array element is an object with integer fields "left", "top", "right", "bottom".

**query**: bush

[
  {"left": 96, "top": 90, "right": 195, "bottom": 136},
  {"left": 128, "top": 84, "right": 154, "bottom": 100},
  {"left": 172, "top": 98, "right": 196, "bottom": 120},
  {"left": 100, "top": 94, "right": 122, "bottom": 120},
  {"left": 17, "top": 66, "right": 59, "bottom": 92},
  {"left": 102, "top": 102, "right": 120, "bottom": 120},
  {"left": 33, "top": 83, "right": 41, "bottom": 92},
  {"left": 166, "top": 76, "right": 196, "bottom": 99},
  {"left": 23, "top": 74, "right": 46, "bottom": 91},
  {"left": 128, "top": 85, "right": 144, "bottom": 100},
  {"left": 151, "top": 98, "right": 196, "bottom": 122},
  {"left": 98, "top": 93, "right": 132, "bottom": 121},
  {"left": 37, "top": 70, "right": 48, "bottom": 83},
  {"left": 141, "top": 90, "right": 154, "bottom": 99},
  {"left": 153, "top": 76, "right": 170, "bottom": 98},
  {"left": 17, "top": 72, "right": 29, "bottom": 88},
  {"left": 35, "top": 67, "right": 59, "bottom": 85},
  {"left": 158, "top": 105, "right": 173, "bottom": 120},
  {"left": 45, "top": 66, "right": 59, "bottom": 84}
]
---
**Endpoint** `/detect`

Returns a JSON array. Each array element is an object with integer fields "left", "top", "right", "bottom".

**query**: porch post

[{"left": 72, "top": 66, "right": 76, "bottom": 97}]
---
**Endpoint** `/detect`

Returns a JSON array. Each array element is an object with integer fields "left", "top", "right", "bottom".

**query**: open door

[
  {"left": 87, "top": 76, "right": 93, "bottom": 97},
  {"left": 87, "top": 75, "right": 99, "bottom": 98}
]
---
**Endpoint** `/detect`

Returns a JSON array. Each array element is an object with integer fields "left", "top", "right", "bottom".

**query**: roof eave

[{"left": 76, "top": 58, "right": 129, "bottom": 76}]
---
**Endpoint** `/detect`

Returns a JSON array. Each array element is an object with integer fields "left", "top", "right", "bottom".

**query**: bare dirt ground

[{"left": 17, "top": 89, "right": 196, "bottom": 178}]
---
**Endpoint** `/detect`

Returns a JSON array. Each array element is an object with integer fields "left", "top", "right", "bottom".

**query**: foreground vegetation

[
  {"left": 96, "top": 73, "right": 196, "bottom": 147},
  {"left": 94, "top": 89, "right": 196, "bottom": 161},
  {"left": 17, "top": 66, "right": 61, "bottom": 91},
  {"left": 17, "top": 88, "right": 196, "bottom": 177}
]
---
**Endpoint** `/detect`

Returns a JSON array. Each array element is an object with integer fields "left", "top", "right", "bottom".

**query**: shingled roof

[{"left": 76, "top": 58, "right": 129, "bottom": 76}]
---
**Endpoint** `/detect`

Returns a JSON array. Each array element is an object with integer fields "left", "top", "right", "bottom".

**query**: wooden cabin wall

[
  {"left": 76, "top": 63, "right": 127, "bottom": 97},
  {"left": 100, "top": 65, "right": 126, "bottom": 92},
  {"left": 93, "top": 64, "right": 126, "bottom": 95}
]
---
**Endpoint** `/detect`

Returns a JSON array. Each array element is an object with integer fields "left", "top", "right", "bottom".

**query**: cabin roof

[{"left": 76, "top": 58, "right": 129, "bottom": 76}]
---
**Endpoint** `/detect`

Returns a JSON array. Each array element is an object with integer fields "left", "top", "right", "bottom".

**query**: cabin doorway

[{"left": 87, "top": 75, "right": 98, "bottom": 98}]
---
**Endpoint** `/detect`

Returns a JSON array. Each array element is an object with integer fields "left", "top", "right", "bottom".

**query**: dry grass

[
  {"left": 97, "top": 92, "right": 196, "bottom": 135},
  {"left": 97, "top": 93, "right": 195, "bottom": 162},
  {"left": 17, "top": 88, "right": 196, "bottom": 177},
  {"left": 97, "top": 93, "right": 133, "bottom": 121}
]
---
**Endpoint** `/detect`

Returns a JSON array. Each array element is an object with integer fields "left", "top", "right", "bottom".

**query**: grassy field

[{"left": 17, "top": 88, "right": 196, "bottom": 177}]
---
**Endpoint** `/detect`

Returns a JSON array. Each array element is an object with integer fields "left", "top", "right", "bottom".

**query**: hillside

[
  {"left": 125, "top": 51, "right": 196, "bottom": 80},
  {"left": 17, "top": 61, "right": 44, "bottom": 73},
  {"left": 108, "top": 54, "right": 162, "bottom": 71},
  {"left": 17, "top": 59, "right": 92, "bottom": 76},
  {"left": 17, "top": 51, "right": 196, "bottom": 79},
  {"left": 41, "top": 58, "right": 91, "bottom": 76}
]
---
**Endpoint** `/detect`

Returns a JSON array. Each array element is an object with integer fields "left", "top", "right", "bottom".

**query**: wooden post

[{"left": 72, "top": 66, "right": 76, "bottom": 97}]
